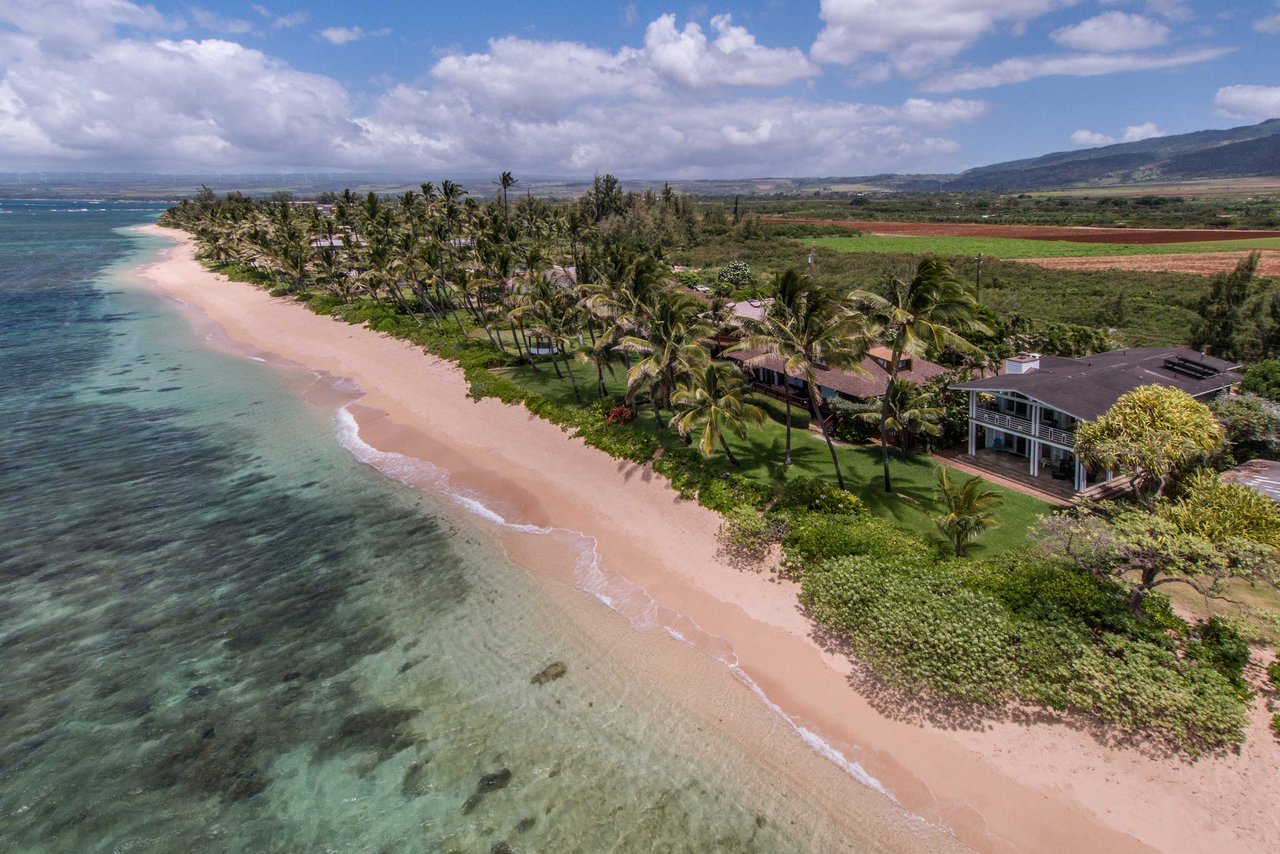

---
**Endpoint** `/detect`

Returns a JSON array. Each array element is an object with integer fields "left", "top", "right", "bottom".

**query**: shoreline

[{"left": 133, "top": 225, "right": 1279, "bottom": 853}]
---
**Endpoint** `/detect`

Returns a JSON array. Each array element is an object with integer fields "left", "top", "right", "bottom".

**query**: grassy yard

[
  {"left": 807, "top": 234, "right": 1280, "bottom": 259},
  {"left": 492, "top": 358, "right": 1052, "bottom": 557}
]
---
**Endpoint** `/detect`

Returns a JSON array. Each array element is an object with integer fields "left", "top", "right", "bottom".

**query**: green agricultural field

[{"left": 806, "top": 234, "right": 1280, "bottom": 259}]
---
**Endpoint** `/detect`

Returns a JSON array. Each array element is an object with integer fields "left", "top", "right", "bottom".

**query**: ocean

[{"left": 0, "top": 201, "right": 935, "bottom": 852}]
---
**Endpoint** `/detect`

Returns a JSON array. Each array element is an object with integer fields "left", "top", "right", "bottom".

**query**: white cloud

[
  {"left": 430, "top": 14, "right": 817, "bottom": 116},
  {"left": 0, "top": 8, "right": 364, "bottom": 170},
  {"left": 1071, "top": 129, "right": 1116, "bottom": 146},
  {"left": 1070, "top": 121, "right": 1167, "bottom": 147},
  {"left": 1120, "top": 121, "right": 1165, "bottom": 141},
  {"left": 1214, "top": 84, "right": 1280, "bottom": 121},
  {"left": 642, "top": 13, "right": 819, "bottom": 88},
  {"left": 811, "top": 0, "right": 1066, "bottom": 76},
  {"left": 1256, "top": 14, "right": 1280, "bottom": 34},
  {"left": 0, "top": 2, "right": 987, "bottom": 176},
  {"left": 191, "top": 8, "right": 254, "bottom": 35},
  {"left": 430, "top": 37, "right": 659, "bottom": 115},
  {"left": 923, "top": 47, "right": 1230, "bottom": 92},
  {"left": 1051, "top": 13, "right": 1169, "bottom": 52},
  {"left": 252, "top": 5, "right": 308, "bottom": 30},
  {"left": 1141, "top": 0, "right": 1192, "bottom": 21},
  {"left": 358, "top": 91, "right": 980, "bottom": 178},
  {"left": 318, "top": 26, "right": 389, "bottom": 46}
]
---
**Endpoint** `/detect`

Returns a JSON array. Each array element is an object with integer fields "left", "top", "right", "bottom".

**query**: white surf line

[{"left": 332, "top": 402, "right": 953, "bottom": 835}]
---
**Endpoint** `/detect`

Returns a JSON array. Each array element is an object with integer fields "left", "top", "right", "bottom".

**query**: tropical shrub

[
  {"left": 716, "top": 505, "right": 778, "bottom": 562},
  {"left": 965, "top": 551, "right": 1178, "bottom": 640},
  {"left": 799, "top": 551, "right": 1249, "bottom": 748},
  {"left": 716, "top": 260, "right": 753, "bottom": 288},
  {"left": 826, "top": 397, "right": 880, "bottom": 443},
  {"left": 1161, "top": 469, "right": 1280, "bottom": 548},
  {"left": 605, "top": 404, "right": 637, "bottom": 425},
  {"left": 1241, "top": 358, "right": 1280, "bottom": 402},
  {"left": 781, "top": 513, "right": 930, "bottom": 577},
  {"left": 801, "top": 556, "right": 1018, "bottom": 704},
  {"left": 1185, "top": 617, "right": 1252, "bottom": 698},
  {"left": 1059, "top": 634, "right": 1248, "bottom": 751},
  {"left": 771, "top": 476, "right": 866, "bottom": 516},
  {"left": 1209, "top": 393, "right": 1280, "bottom": 462}
]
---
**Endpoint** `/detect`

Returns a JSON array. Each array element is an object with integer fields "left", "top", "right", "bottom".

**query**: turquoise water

[{"left": 0, "top": 203, "right": 922, "bottom": 852}]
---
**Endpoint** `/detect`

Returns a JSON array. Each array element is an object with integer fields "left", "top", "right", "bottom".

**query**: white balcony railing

[
  {"left": 976, "top": 408, "right": 1075, "bottom": 446},
  {"left": 1037, "top": 424, "right": 1076, "bottom": 446},
  {"left": 974, "top": 408, "right": 1032, "bottom": 435}
]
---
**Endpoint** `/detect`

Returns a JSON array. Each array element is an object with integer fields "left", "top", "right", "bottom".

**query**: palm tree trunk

[
  {"left": 719, "top": 435, "right": 740, "bottom": 467},
  {"left": 783, "top": 393, "right": 793, "bottom": 467},
  {"left": 561, "top": 352, "right": 582, "bottom": 404},
  {"left": 879, "top": 345, "right": 904, "bottom": 493},
  {"left": 808, "top": 383, "right": 845, "bottom": 490},
  {"left": 597, "top": 363, "right": 607, "bottom": 398}
]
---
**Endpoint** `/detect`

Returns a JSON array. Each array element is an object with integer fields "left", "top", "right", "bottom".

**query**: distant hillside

[
  {"left": 941, "top": 118, "right": 1280, "bottom": 191},
  {"left": 4, "top": 119, "right": 1277, "bottom": 200}
]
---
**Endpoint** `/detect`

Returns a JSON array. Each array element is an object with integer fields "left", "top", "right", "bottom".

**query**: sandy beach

[{"left": 136, "top": 225, "right": 1280, "bottom": 854}]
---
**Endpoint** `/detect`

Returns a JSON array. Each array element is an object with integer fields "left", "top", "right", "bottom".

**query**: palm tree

[
  {"left": 851, "top": 258, "right": 985, "bottom": 493},
  {"left": 670, "top": 362, "right": 766, "bottom": 467},
  {"left": 618, "top": 290, "right": 714, "bottom": 426},
  {"left": 737, "top": 275, "right": 872, "bottom": 490},
  {"left": 858, "top": 378, "right": 944, "bottom": 453},
  {"left": 737, "top": 269, "right": 814, "bottom": 468},
  {"left": 494, "top": 171, "right": 518, "bottom": 218},
  {"left": 933, "top": 467, "right": 1002, "bottom": 557}
]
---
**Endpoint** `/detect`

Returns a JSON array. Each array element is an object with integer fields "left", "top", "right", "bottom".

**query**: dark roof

[
  {"left": 726, "top": 349, "right": 946, "bottom": 399},
  {"left": 953, "top": 347, "right": 1241, "bottom": 421}
]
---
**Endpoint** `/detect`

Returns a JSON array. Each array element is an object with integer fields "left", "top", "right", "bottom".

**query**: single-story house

[
  {"left": 953, "top": 348, "right": 1241, "bottom": 492},
  {"left": 724, "top": 345, "right": 947, "bottom": 410}
]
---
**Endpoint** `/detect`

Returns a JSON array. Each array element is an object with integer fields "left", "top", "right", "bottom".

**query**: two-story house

[{"left": 952, "top": 348, "right": 1241, "bottom": 492}]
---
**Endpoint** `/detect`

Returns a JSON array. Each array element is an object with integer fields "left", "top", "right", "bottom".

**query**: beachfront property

[
  {"left": 953, "top": 348, "right": 1242, "bottom": 493},
  {"left": 713, "top": 298, "right": 946, "bottom": 412},
  {"left": 725, "top": 344, "right": 946, "bottom": 409}
]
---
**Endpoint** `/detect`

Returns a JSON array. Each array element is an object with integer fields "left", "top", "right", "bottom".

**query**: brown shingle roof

[{"left": 725, "top": 349, "right": 946, "bottom": 399}]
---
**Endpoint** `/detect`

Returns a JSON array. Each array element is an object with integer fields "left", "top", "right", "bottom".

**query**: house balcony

[{"left": 973, "top": 408, "right": 1075, "bottom": 447}]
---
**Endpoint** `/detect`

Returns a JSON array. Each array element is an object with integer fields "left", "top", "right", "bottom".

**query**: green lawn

[
  {"left": 492, "top": 358, "right": 1052, "bottom": 556},
  {"left": 806, "top": 234, "right": 1280, "bottom": 259}
]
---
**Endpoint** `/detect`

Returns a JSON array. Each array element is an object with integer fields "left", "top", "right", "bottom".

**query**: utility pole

[{"left": 973, "top": 252, "right": 984, "bottom": 300}]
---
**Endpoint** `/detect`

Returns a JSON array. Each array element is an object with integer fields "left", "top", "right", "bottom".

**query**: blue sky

[{"left": 1, "top": 0, "right": 1278, "bottom": 178}]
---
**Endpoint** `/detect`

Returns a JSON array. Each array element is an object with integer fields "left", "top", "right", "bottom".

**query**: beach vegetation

[
  {"left": 933, "top": 467, "right": 1003, "bottom": 557},
  {"left": 1075, "top": 385, "right": 1225, "bottom": 510},
  {"left": 1035, "top": 502, "right": 1277, "bottom": 619},
  {"left": 850, "top": 257, "right": 986, "bottom": 492},
  {"left": 734, "top": 275, "right": 873, "bottom": 488},
  {"left": 162, "top": 179, "right": 1277, "bottom": 754},
  {"left": 670, "top": 362, "right": 768, "bottom": 467}
]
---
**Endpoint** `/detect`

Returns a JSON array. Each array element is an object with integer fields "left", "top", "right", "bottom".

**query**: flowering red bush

[{"left": 605, "top": 405, "right": 636, "bottom": 425}]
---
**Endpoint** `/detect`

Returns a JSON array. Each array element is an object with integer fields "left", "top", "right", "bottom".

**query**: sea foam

[{"left": 331, "top": 402, "right": 913, "bottom": 816}]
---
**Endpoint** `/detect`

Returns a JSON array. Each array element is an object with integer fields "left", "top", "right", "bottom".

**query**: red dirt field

[
  {"left": 1013, "top": 250, "right": 1280, "bottom": 277},
  {"left": 766, "top": 217, "right": 1280, "bottom": 245}
]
